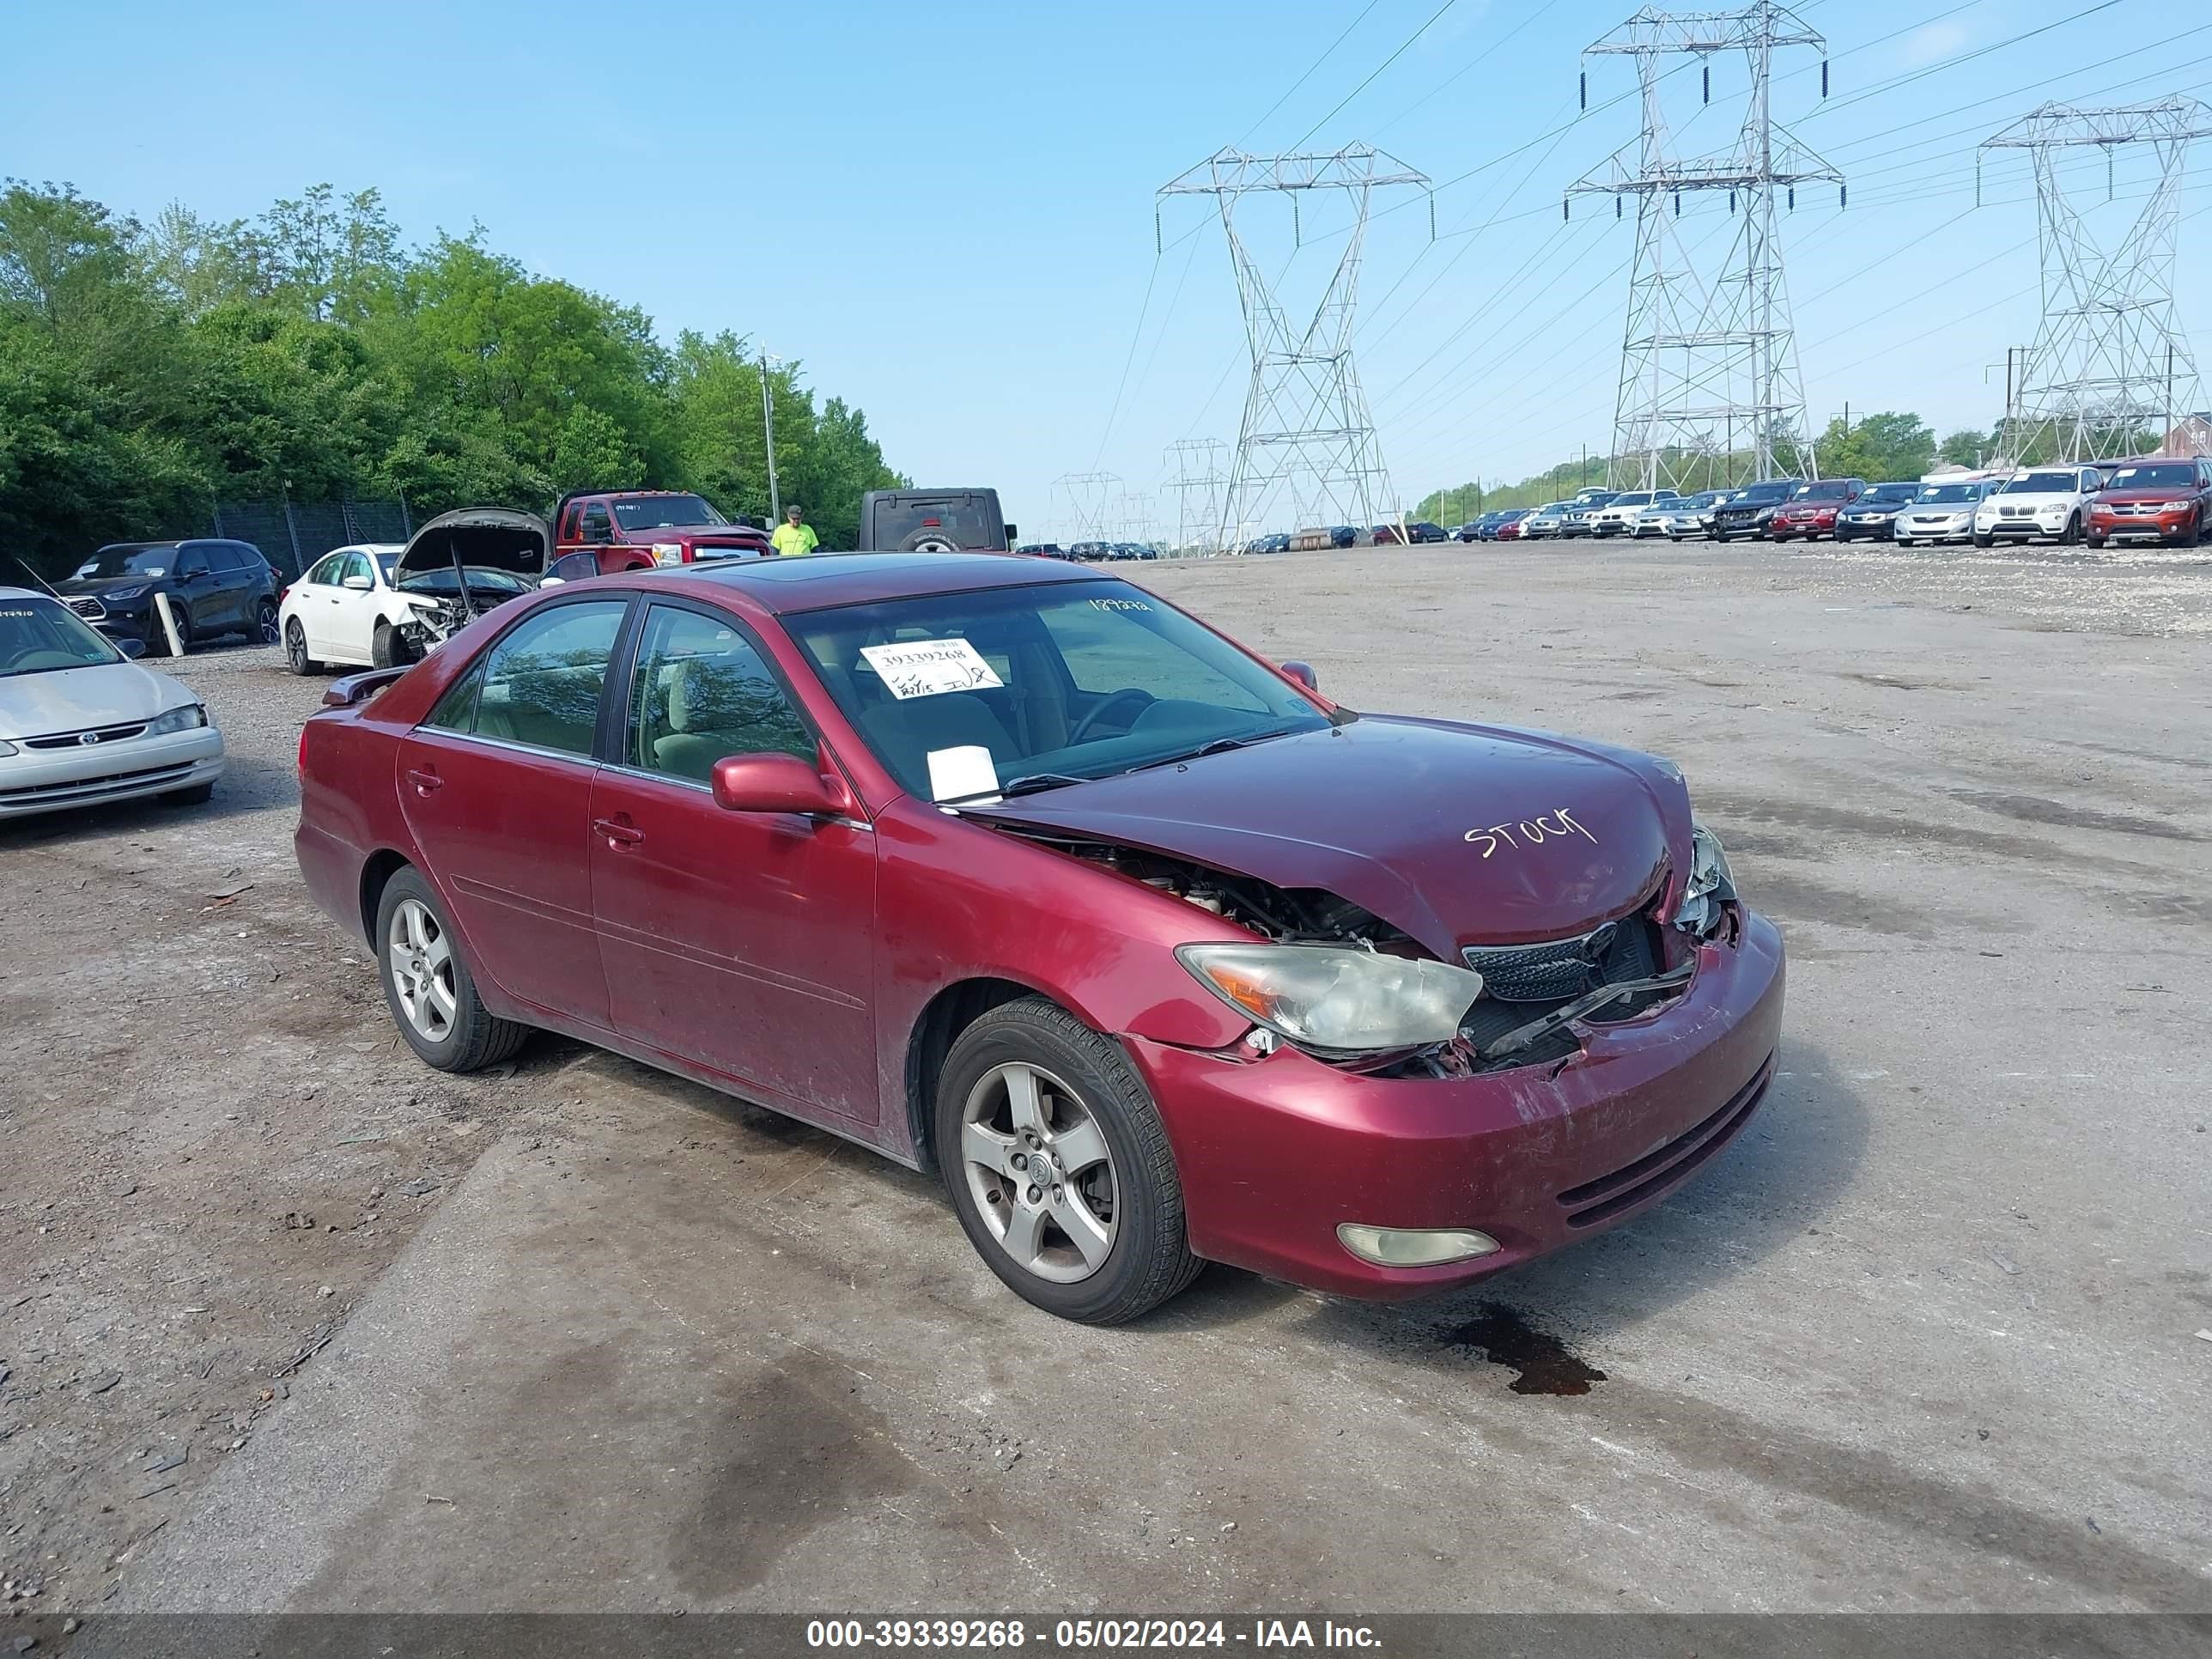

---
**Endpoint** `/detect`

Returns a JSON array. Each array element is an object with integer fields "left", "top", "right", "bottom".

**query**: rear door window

[{"left": 434, "top": 601, "right": 629, "bottom": 758}]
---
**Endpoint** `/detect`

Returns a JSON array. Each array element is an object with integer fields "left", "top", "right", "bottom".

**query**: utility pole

[
  {"left": 759, "top": 349, "right": 782, "bottom": 521},
  {"left": 1570, "top": 2, "right": 1840, "bottom": 489},
  {"left": 1981, "top": 98, "right": 2212, "bottom": 462},
  {"left": 1160, "top": 146, "right": 1432, "bottom": 544}
]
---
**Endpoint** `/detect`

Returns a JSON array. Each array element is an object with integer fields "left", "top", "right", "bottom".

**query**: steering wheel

[{"left": 1069, "top": 687, "right": 1155, "bottom": 744}]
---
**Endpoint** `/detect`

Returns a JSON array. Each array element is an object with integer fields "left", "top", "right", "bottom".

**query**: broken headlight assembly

[
  {"left": 1176, "top": 943, "right": 1486, "bottom": 1057},
  {"left": 1673, "top": 820, "right": 1736, "bottom": 938}
]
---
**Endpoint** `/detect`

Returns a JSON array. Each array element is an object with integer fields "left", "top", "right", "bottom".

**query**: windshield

[
  {"left": 871, "top": 495, "right": 1004, "bottom": 550},
  {"left": 612, "top": 495, "right": 726, "bottom": 531},
  {"left": 2106, "top": 463, "right": 2197, "bottom": 489},
  {"left": 74, "top": 546, "right": 176, "bottom": 580},
  {"left": 395, "top": 568, "right": 532, "bottom": 598},
  {"left": 374, "top": 554, "right": 398, "bottom": 582},
  {"left": 787, "top": 579, "right": 1332, "bottom": 802},
  {"left": 1791, "top": 481, "right": 1850, "bottom": 501},
  {"left": 1916, "top": 484, "right": 1981, "bottom": 503},
  {"left": 1863, "top": 483, "right": 1918, "bottom": 505},
  {"left": 1734, "top": 483, "right": 1793, "bottom": 504},
  {"left": 2001, "top": 471, "right": 2080, "bottom": 495},
  {"left": 2, "top": 595, "right": 124, "bottom": 678}
]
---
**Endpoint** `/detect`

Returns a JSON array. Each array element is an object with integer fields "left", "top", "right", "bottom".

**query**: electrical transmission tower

[
  {"left": 1051, "top": 471, "right": 1121, "bottom": 544},
  {"left": 1159, "top": 147, "right": 1431, "bottom": 547},
  {"left": 1570, "top": 3, "right": 1841, "bottom": 490},
  {"left": 1165, "top": 438, "right": 1227, "bottom": 551},
  {"left": 1980, "top": 98, "right": 2212, "bottom": 464}
]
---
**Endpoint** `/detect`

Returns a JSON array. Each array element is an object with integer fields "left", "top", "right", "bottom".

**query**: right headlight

[
  {"left": 1674, "top": 820, "right": 1736, "bottom": 937},
  {"left": 1176, "top": 944, "right": 1486, "bottom": 1055}
]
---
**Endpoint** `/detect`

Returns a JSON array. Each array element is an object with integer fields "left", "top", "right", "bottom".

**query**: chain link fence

[{"left": 209, "top": 499, "right": 415, "bottom": 580}]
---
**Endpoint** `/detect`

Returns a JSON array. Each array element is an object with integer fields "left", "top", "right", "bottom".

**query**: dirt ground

[{"left": 2, "top": 537, "right": 2208, "bottom": 1629}]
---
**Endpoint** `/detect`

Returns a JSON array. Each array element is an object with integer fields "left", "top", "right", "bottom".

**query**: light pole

[{"left": 759, "top": 349, "right": 783, "bottom": 522}]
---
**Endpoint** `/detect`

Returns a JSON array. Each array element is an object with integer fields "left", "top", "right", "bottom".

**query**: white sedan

[{"left": 278, "top": 544, "right": 415, "bottom": 672}]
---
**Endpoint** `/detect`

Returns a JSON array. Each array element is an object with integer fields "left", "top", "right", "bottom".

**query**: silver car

[{"left": 0, "top": 586, "right": 225, "bottom": 818}]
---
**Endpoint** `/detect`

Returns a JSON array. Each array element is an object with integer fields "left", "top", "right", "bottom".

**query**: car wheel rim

[
  {"left": 258, "top": 604, "right": 279, "bottom": 644},
  {"left": 959, "top": 1060, "right": 1117, "bottom": 1285},
  {"left": 286, "top": 621, "right": 307, "bottom": 671},
  {"left": 387, "top": 898, "right": 458, "bottom": 1043}
]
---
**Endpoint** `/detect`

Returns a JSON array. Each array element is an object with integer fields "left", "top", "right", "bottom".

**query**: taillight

[
  {"left": 278, "top": 585, "right": 291, "bottom": 603},
  {"left": 297, "top": 725, "right": 309, "bottom": 776}
]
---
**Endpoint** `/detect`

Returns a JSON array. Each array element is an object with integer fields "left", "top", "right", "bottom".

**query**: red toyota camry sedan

[{"left": 295, "top": 553, "right": 1784, "bottom": 1323}]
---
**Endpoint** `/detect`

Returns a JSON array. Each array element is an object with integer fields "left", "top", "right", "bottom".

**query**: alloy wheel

[
  {"left": 257, "top": 600, "right": 280, "bottom": 645},
  {"left": 286, "top": 620, "right": 309, "bottom": 672},
  {"left": 387, "top": 897, "right": 459, "bottom": 1042},
  {"left": 959, "top": 1060, "right": 1117, "bottom": 1284}
]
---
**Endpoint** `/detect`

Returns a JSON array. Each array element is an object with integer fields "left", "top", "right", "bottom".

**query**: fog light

[{"left": 1336, "top": 1224, "right": 1500, "bottom": 1268}]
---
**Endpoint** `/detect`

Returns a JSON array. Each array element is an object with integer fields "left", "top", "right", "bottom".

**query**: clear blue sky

[{"left": 7, "top": 0, "right": 2203, "bottom": 536}]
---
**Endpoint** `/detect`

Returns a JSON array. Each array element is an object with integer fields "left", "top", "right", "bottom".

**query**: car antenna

[
  {"left": 445, "top": 533, "right": 478, "bottom": 622},
  {"left": 11, "top": 556, "right": 66, "bottom": 599}
]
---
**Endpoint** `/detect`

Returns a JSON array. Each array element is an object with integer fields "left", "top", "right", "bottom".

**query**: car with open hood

[
  {"left": 1972, "top": 464, "right": 2104, "bottom": 546},
  {"left": 295, "top": 554, "right": 1784, "bottom": 1324},
  {"left": 390, "top": 508, "right": 550, "bottom": 660},
  {"left": 2084, "top": 456, "right": 2212, "bottom": 548},
  {"left": 1, "top": 587, "right": 224, "bottom": 817}
]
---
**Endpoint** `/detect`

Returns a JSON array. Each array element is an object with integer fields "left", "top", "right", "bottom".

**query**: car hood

[
  {"left": 0, "top": 660, "right": 197, "bottom": 740},
  {"left": 397, "top": 508, "right": 550, "bottom": 580},
  {"left": 2098, "top": 488, "right": 2192, "bottom": 504},
  {"left": 969, "top": 714, "right": 1686, "bottom": 955},
  {"left": 623, "top": 522, "right": 760, "bottom": 542},
  {"left": 55, "top": 574, "right": 170, "bottom": 598},
  {"left": 1986, "top": 492, "right": 2076, "bottom": 508}
]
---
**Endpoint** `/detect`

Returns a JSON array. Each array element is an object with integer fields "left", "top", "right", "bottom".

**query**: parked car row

[
  {"left": 1047, "top": 542, "right": 1162, "bottom": 562},
  {"left": 1438, "top": 454, "right": 2212, "bottom": 550}
]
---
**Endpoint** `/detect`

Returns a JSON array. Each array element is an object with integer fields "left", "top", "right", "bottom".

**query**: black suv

[
  {"left": 57, "top": 539, "right": 280, "bottom": 656},
  {"left": 1710, "top": 481, "right": 1799, "bottom": 543}
]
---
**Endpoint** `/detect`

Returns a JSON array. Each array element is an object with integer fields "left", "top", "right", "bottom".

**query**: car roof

[
  {"left": 659, "top": 551, "right": 1104, "bottom": 615},
  {"left": 0, "top": 584, "right": 44, "bottom": 601}
]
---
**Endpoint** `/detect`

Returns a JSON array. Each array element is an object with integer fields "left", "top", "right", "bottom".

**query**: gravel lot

[{"left": 3, "top": 538, "right": 2207, "bottom": 1628}]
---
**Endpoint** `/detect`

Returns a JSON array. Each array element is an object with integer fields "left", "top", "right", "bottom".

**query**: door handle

[
  {"left": 593, "top": 816, "right": 645, "bottom": 848},
  {"left": 405, "top": 767, "right": 442, "bottom": 794}
]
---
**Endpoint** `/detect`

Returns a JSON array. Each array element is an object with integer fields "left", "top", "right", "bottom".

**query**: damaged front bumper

[{"left": 1125, "top": 909, "right": 1785, "bottom": 1300}]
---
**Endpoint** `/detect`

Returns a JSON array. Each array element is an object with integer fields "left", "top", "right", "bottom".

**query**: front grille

[
  {"left": 0, "top": 760, "right": 197, "bottom": 804},
  {"left": 1457, "top": 912, "right": 1675, "bottom": 1065},
  {"left": 21, "top": 720, "right": 149, "bottom": 750},
  {"left": 1463, "top": 916, "right": 1659, "bottom": 1002},
  {"left": 1554, "top": 1054, "right": 1775, "bottom": 1229},
  {"left": 66, "top": 597, "right": 106, "bottom": 621}
]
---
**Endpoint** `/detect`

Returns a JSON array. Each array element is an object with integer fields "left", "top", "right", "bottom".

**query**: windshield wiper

[{"left": 939, "top": 772, "right": 1091, "bottom": 806}]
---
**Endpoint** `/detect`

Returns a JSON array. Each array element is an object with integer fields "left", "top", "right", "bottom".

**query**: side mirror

[
  {"left": 1281, "top": 659, "right": 1319, "bottom": 693},
  {"left": 342, "top": 574, "right": 374, "bottom": 591},
  {"left": 1003, "top": 522, "right": 1018, "bottom": 544},
  {"left": 710, "top": 751, "right": 857, "bottom": 818},
  {"left": 117, "top": 637, "right": 147, "bottom": 660},
  {"left": 545, "top": 551, "right": 601, "bottom": 584}
]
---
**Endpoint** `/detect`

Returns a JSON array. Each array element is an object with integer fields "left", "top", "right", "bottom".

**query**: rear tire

[
  {"left": 252, "top": 599, "right": 279, "bottom": 645},
  {"left": 933, "top": 997, "right": 1202, "bottom": 1325},
  {"left": 374, "top": 867, "right": 530, "bottom": 1073},
  {"left": 285, "top": 618, "right": 320, "bottom": 676}
]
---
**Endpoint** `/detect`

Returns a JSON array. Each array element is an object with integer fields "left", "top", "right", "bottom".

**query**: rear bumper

[
  {"left": 0, "top": 727, "right": 224, "bottom": 818},
  {"left": 1128, "top": 911, "right": 1787, "bottom": 1300}
]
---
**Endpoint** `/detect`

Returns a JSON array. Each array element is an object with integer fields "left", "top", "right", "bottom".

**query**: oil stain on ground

[{"left": 1443, "top": 1304, "right": 1607, "bottom": 1395}]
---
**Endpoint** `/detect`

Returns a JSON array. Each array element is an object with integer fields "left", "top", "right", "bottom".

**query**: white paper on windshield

[
  {"left": 927, "top": 744, "right": 1000, "bottom": 805},
  {"left": 860, "top": 638, "right": 1004, "bottom": 700}
]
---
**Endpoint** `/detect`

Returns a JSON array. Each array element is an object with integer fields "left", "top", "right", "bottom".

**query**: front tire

[
  {"left": 375, "top": 868, "right": 529, "bottom": 1073},
  {"left": 1973, "top": 532, "right": 1995, "bottom": 549},
  {"left": 161, "top": 781, "right": 215, "bottom": 806},
  {"left": 371, "top": 621, "right": 412, "bottom": 669},
  {"left": 934, "top": 997, "right": 1202, "bottom": 1324}
]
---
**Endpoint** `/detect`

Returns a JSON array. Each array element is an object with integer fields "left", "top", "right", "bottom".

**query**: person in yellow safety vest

[{"left": 770, "top": 503, "right": 819, "bottom": 558}]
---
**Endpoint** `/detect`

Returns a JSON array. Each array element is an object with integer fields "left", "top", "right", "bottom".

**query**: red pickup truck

[{"left": 551, "top": 490, "right": 773, "bottom": 572}]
